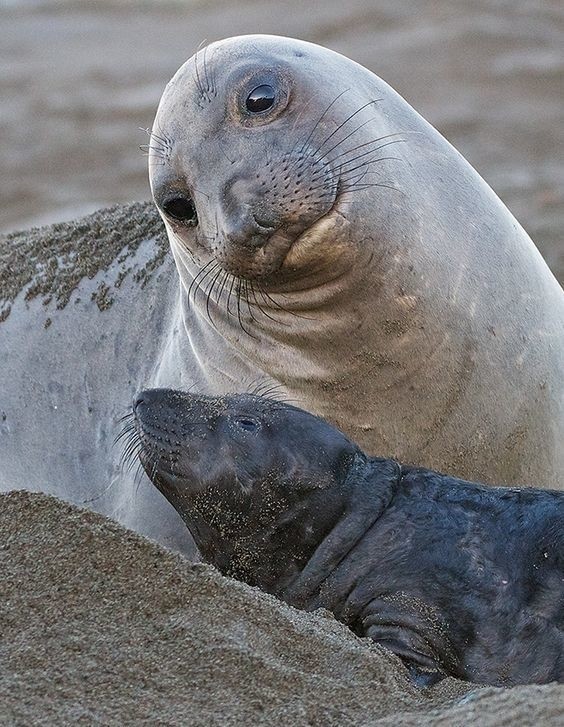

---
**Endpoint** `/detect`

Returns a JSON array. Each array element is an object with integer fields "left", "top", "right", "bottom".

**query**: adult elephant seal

[
  {"left": 149, "top": 34, "right": 563, "bottom": 491},
  {"left": 132, "top": 387, "right": 564, "bottom": 687},
  {"left": 0, "top": 35, "right": 563, "bottom": 553}
]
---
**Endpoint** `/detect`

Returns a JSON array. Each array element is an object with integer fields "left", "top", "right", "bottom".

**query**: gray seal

[
  {"left": 132, "top": 387, "right": 564, "bottom": 688},
  {"left": 1, "top": 35, "right": 563, "bottom": 552},
  {"left": 149, "top": 34, "right": 564, "bottom": 488}
]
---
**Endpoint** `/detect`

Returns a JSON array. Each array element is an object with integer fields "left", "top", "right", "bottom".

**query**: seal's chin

[
  {"left": 137, "top": 447, "right": 176, "bottom": 485},
  {"left": 214, "top": 228, "right": 295, "bottom": 280},
  {"left": 137, "top": 439, "right": 211, "bottom": 503},
  {"left": 214, "top": 198, "right": 348, "bottom": 283},
  {"left": 140, "top": 453, "right": 199, "bottom": 502}
]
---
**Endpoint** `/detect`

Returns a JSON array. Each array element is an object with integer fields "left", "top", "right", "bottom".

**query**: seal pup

[
  {"left": 132, "top": 387, "right": 564, "bottom": 687},
  {"left": 1, "top": 36, "right": 563, "bottom": 552}
]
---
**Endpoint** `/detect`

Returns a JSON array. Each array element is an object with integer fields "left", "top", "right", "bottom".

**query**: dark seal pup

[{"left": 130, "top": 388, "right": 564, "bottom": 687}]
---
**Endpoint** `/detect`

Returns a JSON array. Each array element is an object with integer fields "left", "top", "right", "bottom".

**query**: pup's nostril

[
  {"left": 162, "top": 195, "right": 198, "bottom": 225},
  {"left": 133, "top": 395, "right": 145, "bottom": 411}
]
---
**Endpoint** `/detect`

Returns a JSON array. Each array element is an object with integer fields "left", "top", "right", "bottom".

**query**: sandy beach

[{"left": 3, "top": 490, "right": 564, "bottom": 725}]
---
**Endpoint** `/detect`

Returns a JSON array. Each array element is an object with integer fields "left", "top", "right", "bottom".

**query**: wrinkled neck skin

[
  {"left": 280, "top": 456, "right": 399, "bottom": 609},
  {"left": 168, "top": 201, "right": 376, "bottom": 350},
  {"left": 169, "top": 454, "right": 399, "bottom": 604},
  {"left": 161, "top": 129, "right": 452, "bottom": 399},
  {"left": 154, "top": 60, "right": 564, "bottom": 484}
]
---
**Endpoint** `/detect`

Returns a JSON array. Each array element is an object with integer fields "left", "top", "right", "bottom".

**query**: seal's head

[
  {"left": 132, "top": 387, "right": 361, "bottom": 587},
  {"left": 149, "top": 35, "right": 402, "bottom": 290}
]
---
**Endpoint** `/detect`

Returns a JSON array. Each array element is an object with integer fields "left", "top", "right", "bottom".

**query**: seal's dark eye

[
  {"left": 162, "top": 195, "right": 198, "bottom": 225},
  {"left": 235, "top": 417, "right": 259, "bottom": 432},
  {"left": 246, "top": 85, "right": 276, "bottom": 113}
]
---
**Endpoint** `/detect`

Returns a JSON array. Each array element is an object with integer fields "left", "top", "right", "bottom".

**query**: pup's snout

[{"left": 133, "top": 388, "right": 170, "bottom": 413}]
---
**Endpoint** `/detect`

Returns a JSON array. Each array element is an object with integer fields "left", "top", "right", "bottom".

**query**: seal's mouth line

[
  {"left": 226, "top": 184, "right": 346, "bottom": 283},
  {"left": 172, "top": 181, "right": 346, "bottom": 285},
  {"left": 279, "top": 184, "right": 345, "bottom": 265}
]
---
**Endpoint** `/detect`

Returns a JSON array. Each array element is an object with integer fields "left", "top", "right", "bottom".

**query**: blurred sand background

[{"left": 1, "top": 0, "right": 563, "bottom": 282}]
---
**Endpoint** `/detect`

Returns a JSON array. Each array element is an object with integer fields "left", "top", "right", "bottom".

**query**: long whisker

[
  {"left": 188, "top": 260, "right": 219, "bottom": 304},
  {"left": 295, "top": 88, "right": 350, "bottom": 158},
  {"left": 311, "top": 98, "right": 383, "bottom": 158},
  {"left": 114, "top": 423, "right": 136, "bottom": 446},
  {"left": 139, "top": 126, "right": 170, "bottom": 145},
  {"left": 257, "top": 283, "right": 314, "bottom": 321},
  {"left": 341, "top": 181, "right": 405, "bottom": 196},
  {"left": 139, "top": 143, "right": 167, "bottom": 154},
  {"left": 81, "top": 479, "right": 116, "bottom": 505},
  {"left": 193, "top": 42, "right": 206, "bottom": 104},
  {"left": 202, "top": 42, "right": 213, "bottom": 99},
  {"left": 216, "top": 269, "right": 231, "bottom": 309},
  {"left": 242, "top": 279, "right": 260, "bottom": 325},
  {"left": 204, "top": 267, "right": 224, "bottom": 324},
  {"left": 338, "top": 144, "right": 405, "bottom": 171},
  {"left": 235, "top": 281, "right": 256, "bottom": 338},
  {"left": 340, "top": 158, "right": 402, "bottom": 180},
  {"left": 306, "top": 156, "right": 402, "bottom": 196},
  {"left": 330, "top": 133, "right": 407, "bottom": 163},
  {"left": 248, "top": 280, "right": 282, "bottom": 324},
  {"left": 321, "top": 116, "right": 380, "bottom": 158},
  {"left": 226, "top": 274, "right": 237, "bottom": 317}
]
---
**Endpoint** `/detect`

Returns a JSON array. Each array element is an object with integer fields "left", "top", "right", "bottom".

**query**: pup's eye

[
  {"left": 246, "top": 85, "right": 275, "bottom": 113},
  {"left": 235, "top": 417, "right": 259, "bottom": 431}
]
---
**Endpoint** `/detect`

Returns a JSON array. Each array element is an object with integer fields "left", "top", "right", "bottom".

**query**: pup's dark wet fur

[{"left": 132, "top": 388, "right": 564, "bottom": 687}]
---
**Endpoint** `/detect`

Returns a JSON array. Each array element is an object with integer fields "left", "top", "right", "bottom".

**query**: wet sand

[
  {"left": 2, "top": 490, "right": 563, "bottom": 725},
  {"left": 1, "top": 0, "right": 563, "bottom": 281}
]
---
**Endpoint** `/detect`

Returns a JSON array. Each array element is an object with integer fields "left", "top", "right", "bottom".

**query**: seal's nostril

[
  {"left": 222, "top": 216, "right": 271, "bottom": 249},
  {"left": 133, "top": 396, "right": 145, "bottom": 411}
]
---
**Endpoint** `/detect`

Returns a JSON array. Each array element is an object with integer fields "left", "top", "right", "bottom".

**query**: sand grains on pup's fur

[{"left": 1, "top": 491, "right": 563, "bottom": 725}]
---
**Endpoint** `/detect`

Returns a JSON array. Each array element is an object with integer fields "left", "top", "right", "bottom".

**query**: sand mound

[{"left": 1, "top": 492, "right": 563, "bottom": 725}]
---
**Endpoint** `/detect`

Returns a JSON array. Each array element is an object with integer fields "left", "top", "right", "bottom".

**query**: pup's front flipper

[
  {"left": 362, "top": 594, "right": 457, "bottom": 686},
  {"left": 405, "top": 661, "right": 446, "bottom": 688}
]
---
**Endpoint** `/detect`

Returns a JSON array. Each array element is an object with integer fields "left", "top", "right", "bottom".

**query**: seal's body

[
  {"left": 1, "top": 35, "right": 563, "bottom": 553},
  {"left": 133, "top": 388, "right": 564, "bottom": 687}
]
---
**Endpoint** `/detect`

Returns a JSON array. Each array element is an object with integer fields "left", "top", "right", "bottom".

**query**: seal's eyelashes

[
  {"left": 139, "top": 126, "right": 173, "bottom": 164},
  {"left": 162, "top": 195, "right": 198, "bottom": 226},
  {"left": 193, "top": 41, "right": 217, "bottom": 107},
  {"left": 246, "top": 85, "right": 276, "bottom": 113}
]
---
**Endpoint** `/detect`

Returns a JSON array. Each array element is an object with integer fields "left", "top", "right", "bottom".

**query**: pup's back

[{"left": 359, "top": 467, "right": 564, "bottom": 685}]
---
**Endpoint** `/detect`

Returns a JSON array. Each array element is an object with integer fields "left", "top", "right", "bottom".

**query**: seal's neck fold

[{"left": 281, "top": 455, "right": 400, "bottom": 609}]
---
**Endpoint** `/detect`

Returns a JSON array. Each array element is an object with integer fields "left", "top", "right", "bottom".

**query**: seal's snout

[
  {"left": 133, "top": 389, "right": 168, "bottom": 421},
  {"left": 132, "top": 388, "right": 194, "bottom": 489},
  {"left": 132, "top": 387, "right": 185, "bottom": 453},
  {"left": 133, "top": 388, "right": 227, "bottom": 450},
  {"left": 219, "top": 207, "right": 273, "bottom": 251},
  {"left": 133, "top": 388, "right": 163, "bottom": 412}
]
